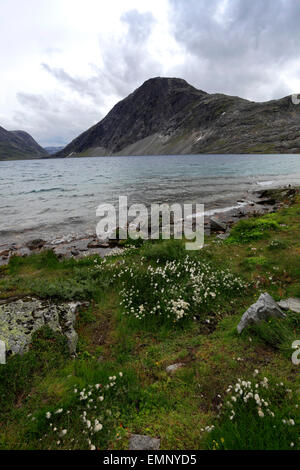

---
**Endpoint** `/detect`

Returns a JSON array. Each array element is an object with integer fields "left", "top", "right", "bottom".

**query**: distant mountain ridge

[
  {"left": 44, "top": 146, "right": 64, "bottom": 155},
  {"left": 0, "top": 126, "right": 47, "bottom": 160},
  {"left": 56, "top": 77, "right": 300, "bottom": 157}
]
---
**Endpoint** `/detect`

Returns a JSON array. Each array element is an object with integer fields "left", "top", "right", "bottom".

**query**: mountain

[
  {"left": 56, "top": 77, "right": 300, "bottom": 157},
  {"left": 0, "top": 126, "right": 47, "bottom": 160},
  {"left": 44, "top": 146, "right": 64, "bottom": 155}
]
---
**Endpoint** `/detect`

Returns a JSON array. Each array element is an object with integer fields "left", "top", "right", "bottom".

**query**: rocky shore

[{"left": 0, "top": 187, "right": 297, "bottom": 267}]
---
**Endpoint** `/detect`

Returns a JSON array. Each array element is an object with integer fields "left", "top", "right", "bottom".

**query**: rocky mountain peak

[{"left": 55, "top": 77, "right": 300, "bottom": 158}]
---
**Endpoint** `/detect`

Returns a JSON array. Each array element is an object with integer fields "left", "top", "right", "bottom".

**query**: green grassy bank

[{"left": 0, "top": 192, "right": 299, "bottom": 450}]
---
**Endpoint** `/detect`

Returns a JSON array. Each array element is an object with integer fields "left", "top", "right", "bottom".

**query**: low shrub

[
  {"left": 30, "top": 373, "right": 125, "bottom": 450},
  {"left": 141, "top": 239, "right": 186, "bottom": 262},
  {"left": 267, "top": 239, "right": 289, "bottom": 251},
  {"left": 117, "top": 255, "right": 250, "bottom": 325},
  {"left": 246, "top": 313, "right": 300, "bottom": 357},
  {"left": 22, "top": 263, "right": 115, "bottom": 301},
  {"left": 227, "top": 217, "right": 280, "bottom": 244},
  {"left": 206, "top": 374, "right": 299, "bottom": 450},
  {"left": 27, "top": 366, "right": 141, "bottom": 450},
  {"left": 8, "top": 250, "right": 60, "bottom": 273}
]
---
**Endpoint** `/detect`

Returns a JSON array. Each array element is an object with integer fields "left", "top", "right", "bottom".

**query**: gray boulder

[
  {"left": 237, "top": 293, "right": 286, "bottom": 334},
  {"left": 216, "top": 231, "right": 231, "bottom": 240},
  {"left": 0, "top": 340, "right": 5, "bottom": 364},
  {"left": 277, "top": 298, "right": 300, "bottom": 313},
  {"left": 26, "top": 239, "right": 46, "bottom": 251},
  {"left": 129, "top": 434, "right": 160, "bottom": 451},
  {"left": 166, "top": 363, "right": 184, "bottom": 374},
  {"left": 13, "top": 247, "right": 31, "bottom": 258},
  {"left": 0, "top": 298, "right": 79, "bottom": 356},
  {"left": 210, "top": 217, "right": 227, "bottom": 233}
]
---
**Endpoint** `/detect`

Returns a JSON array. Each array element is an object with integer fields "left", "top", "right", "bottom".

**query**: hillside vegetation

[
  {"left": 0, "top": 194, "right": 299, "bottom": 450},
  {"left": 0, "top": 126, "right": 47, "bottom": 160}
]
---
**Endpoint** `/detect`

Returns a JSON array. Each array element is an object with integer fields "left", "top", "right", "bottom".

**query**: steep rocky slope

[
  {"left": 0, "top": 126, "right": 47, "bottom": 160},
  {"left": 56, "top": 77, "right": 300, "bottom": 157}
]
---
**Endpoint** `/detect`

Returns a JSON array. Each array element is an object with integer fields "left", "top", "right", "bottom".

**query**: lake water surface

[{"left": 0, "top": 154, "right": 300, "bottom": 245}]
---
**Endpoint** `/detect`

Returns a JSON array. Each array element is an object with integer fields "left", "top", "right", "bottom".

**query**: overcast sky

[{"left": 1, "top": 0, "right": 300, "bottom": 147}]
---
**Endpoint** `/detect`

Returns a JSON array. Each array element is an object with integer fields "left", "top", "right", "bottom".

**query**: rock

[
  {"left": 9, "top": 243, "right": 19, "bottom": 251},
  {"left": 108, "top": 241, "right": 120, "bottom": 248},
  {"left": 99, "top": 243, "right": 110, "bottom": 249},
  {"left": 277, "top": 298, "right": 300, "bottom": 313},
  {"left": 53, "top": 246, "right": 70, "bottom": 258},
  {"left": 210, "top": 217, "right": 227, "bottom": 233},
  {"left": 0, "top": 340, "right": 5, "bottom": 364},
  {"left": 237, "top": 293, "right": 286, "bottom": 334},
  {"left": 68, "top": 302, "right": 82, "bottom": 313},
  {"left": 64, "top": 328, "right": 78, "bottom": 356},
  {"left": 87, "top": 240, "right": 103, "bottom": 249},
  {"left": 55, "top": 78, "right": 300, "bottom": 158},
  {"left": 70, "top": 239, "right": 90, "bottom": 252},
  {"left": 0, "top": 298, "right": 79, "bottom": 356},
  {"left": 166, "top": 363, "right": 184, "bottom": 374},
  {"left": 0, "top": 249, "right": 10, "bottom": 257},
  {"left": 216, "top": 231, "right": 230, "bottom": 240},
  {"left": 277, "top": 300, "right": 290, "bottom": 310},
  {"left": 13, "top": 247, "right": 31, "bottom": 258},
  {"left": 26, "top": 239, "right": 46, "bottom": 250},
  {"left": 51, "top": 234, "right": 76, "bottom": 245},
  {"left": 257, "top": 199, "right": 276, "bottom": 206},
  {"left": 129, "top": 434, "right": 160, "bottom": 451},
  {"left": 0, "top": 258, "right": 9, "bottom": 267}
]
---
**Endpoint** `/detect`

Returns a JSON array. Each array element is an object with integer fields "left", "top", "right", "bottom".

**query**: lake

[{"left": 0, "top": 154, "right": 300, "bottom": 245}]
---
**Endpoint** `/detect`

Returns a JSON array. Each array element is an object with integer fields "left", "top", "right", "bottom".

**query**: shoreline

[
  {"left": 0, "top": 186, "right": 297, "bottom": 266},
  {"left": 1, "top": 152, "right": 300, "bottom": 163},
  {"left": 0, "top": 184, "right": 299, "bottom": 450}
]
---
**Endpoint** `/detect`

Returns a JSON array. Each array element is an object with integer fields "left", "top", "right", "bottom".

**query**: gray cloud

[
  {"left": 41, "top": 10, "right": 159, "bottom": 102},
  {"left": 95, "top": 9, "right": 160, "bottom": 97},
  {"left": 169, "top": 0, "right": 300, "bottom": 100},
  {"left": 121, "top": 9, "right": 156, "bottom": 43},
  {"left": 41, "top": 63, "right": 103, "bottom": 100},
  {"left": 4, "top": 1, "right": 300, "bottom": 147},
  {"left": 15, "top": 92, "right": 100, "bottom": 147},
  {"left": 17, "top": 9, "right": 161, "bottom": 146}
]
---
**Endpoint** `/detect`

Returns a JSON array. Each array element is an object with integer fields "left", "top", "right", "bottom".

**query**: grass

[
  {"left": 0, "top": 327, "right": 69, "bottom": 413},
  {"left": 0, "top": 192, "right": 299, "bottom": 450},
  {"left": 245, "top": 313, "right": 300, "bottom": 356},
  {"left": 206, "top": 374, "right": 299, "bottom": 450},
  {"left": 226, "top": 214, "right": 281, "bottom": 244}
]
